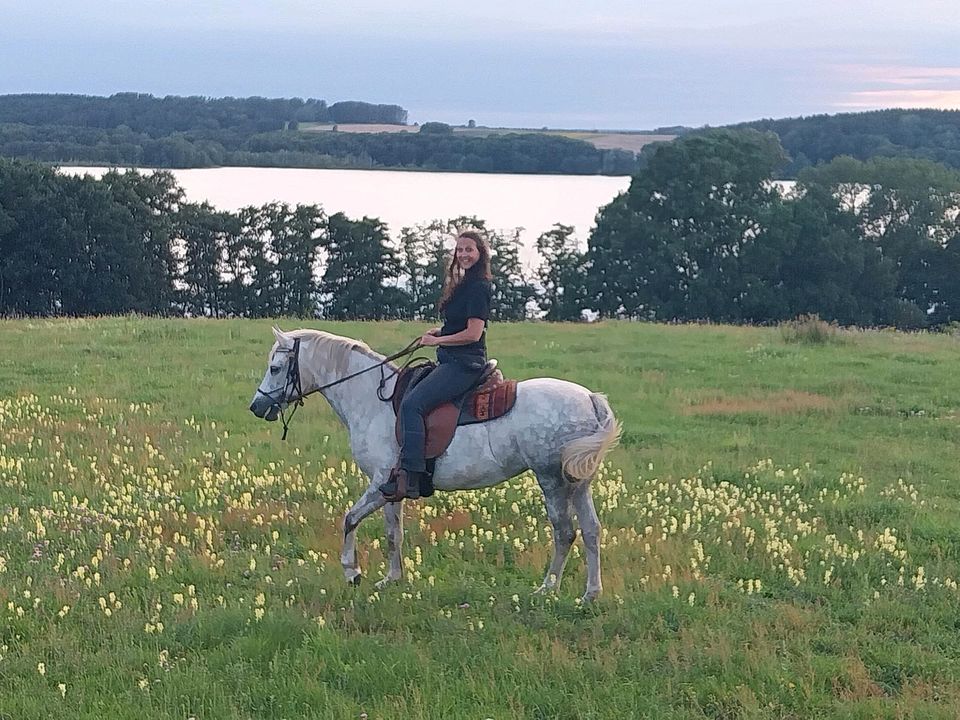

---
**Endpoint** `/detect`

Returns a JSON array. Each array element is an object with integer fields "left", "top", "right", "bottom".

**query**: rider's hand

[
  {"left": 420, "top": 333, "right": 441, "bottom": 346},
  {"left": 427, "top": 327, "right": 441, "bottom": 336}
]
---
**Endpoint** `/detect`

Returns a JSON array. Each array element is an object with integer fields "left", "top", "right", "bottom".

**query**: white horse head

[{"left": 249, "top": 326, "right": 297, "bottom": 422}]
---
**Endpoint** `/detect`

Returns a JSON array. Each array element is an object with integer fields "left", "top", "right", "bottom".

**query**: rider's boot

[
  {"left": 418, "top": 472, "right": 435, "bottom": 498},
  {"left": 380, "top": 467, "right": 422, "bottom": 502}
]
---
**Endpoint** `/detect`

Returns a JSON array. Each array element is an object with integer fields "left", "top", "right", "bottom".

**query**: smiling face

[{"left": 455, "top": 235, "right": 480, "bottom": 271}]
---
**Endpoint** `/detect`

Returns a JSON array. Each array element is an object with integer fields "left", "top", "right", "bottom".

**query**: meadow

[{"left": 1, "top": 317, "right": 958, "bottom": 719}]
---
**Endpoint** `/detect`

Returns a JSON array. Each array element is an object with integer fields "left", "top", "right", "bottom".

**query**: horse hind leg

[
  {"left": 571, "top": 481, "right": 603, "bottom": 602},
  {"left": 534, "top": 475, "right": 576, "bottom": 595}
]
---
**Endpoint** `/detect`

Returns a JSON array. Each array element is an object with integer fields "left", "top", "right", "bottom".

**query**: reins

[{"left": 255, "top": 336, "right": 424, "bottom": 440}]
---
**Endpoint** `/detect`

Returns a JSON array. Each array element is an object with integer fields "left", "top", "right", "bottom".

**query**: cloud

[
  {"left": 834, "top": 64, "right": 960, "bottom": 110},
  {"left": 841, "top": 64, "right": 960, "bottom": 86},
  {"left": 836, "top": 89, "right": 960, "bottom": 110}
]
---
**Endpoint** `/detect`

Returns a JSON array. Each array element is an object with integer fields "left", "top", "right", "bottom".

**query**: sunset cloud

[
  {"left": 836, "top": 65, "right": 960, "bottom": 110},
  {"left": 837, "top": 89, "right": 960, "bottom": 110}
]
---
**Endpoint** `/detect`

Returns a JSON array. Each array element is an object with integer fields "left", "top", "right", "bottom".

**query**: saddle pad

[{"left": 466, "top": 380, "right": 518, "bottom": 424}]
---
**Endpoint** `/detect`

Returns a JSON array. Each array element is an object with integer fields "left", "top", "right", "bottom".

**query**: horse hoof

[{"left": 347, "top": 573, "right": 362, "bottom": 587}]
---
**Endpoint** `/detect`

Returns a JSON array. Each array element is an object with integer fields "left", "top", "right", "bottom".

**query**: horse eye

[{"left": 270, "top": 366, "right": 280, "bottom": 375}]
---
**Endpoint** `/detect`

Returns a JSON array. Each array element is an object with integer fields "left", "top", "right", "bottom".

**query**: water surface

[{"left": 63, "top": 166, "right": 631, "bottom": 266}]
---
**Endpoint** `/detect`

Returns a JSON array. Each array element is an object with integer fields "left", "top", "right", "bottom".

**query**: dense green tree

[
  {"left": 799, "top": 156, "right": 960, "bottom": 325},
  {"left": 0, "top": 160, "right": 73, "bottom": 314},
  {"left": 0, "top": 161, "right": 172, "bottom": 315},
  {"left": 735, "top": 185, "right": 896, "bottom": 325},
  {"left": 419, "top": 122, "right": 453, "bottom": 135},
  {"left": 99, "top": 169, "right": 182, "bottom": 314},
  {"left": 588, "top": 129, "right": 788, "bottom": 320},
  {"left": 267, "top": 203, "right": 325, "bottom": 317},
  {"left": 64, "top": 176, "right": 149, "bottom": 315},
  {"left": 489, "top": 228, "right": 536, "bottom": 321},
  {"left": 239, "top": 206, "right": 277, "bottom": 317},
  {"left": 536, "top": 224, "right": 587, "bottom": 320},
  {"left": 176, "top": 202, "right": 236, "bottom": 317},
  {"left": 399, "top": 221, "right": 448, "bottom": 319},
  {"left": 320, "top": 213, "right": 406, "bottom": 319},
  {"left": 229, "top": 203, "right": 325, "bottom": 317},
  {"left": 220, "top": 209, "right": 256, "bottom": 317}
]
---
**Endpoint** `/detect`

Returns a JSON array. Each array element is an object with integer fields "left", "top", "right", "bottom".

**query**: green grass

[{"left": 1, "top": 317, "right": 959, "bottom": 719}]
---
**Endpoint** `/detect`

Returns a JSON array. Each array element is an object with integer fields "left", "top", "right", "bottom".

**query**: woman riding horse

[{"left": 380, "top": 230, "right": 493, "bottom": 501}]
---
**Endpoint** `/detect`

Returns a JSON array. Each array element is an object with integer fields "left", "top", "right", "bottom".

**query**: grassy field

[
  {"left": 1, "top": 317, "right": 959, "bottom": 719},
  {"left": 299, "top": 123, "right": 675, "bottom": 154}
]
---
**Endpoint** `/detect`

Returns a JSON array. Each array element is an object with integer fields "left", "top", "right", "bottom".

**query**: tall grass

[{"left": 779, "top": 313, "right": 842, "bottom": 345}]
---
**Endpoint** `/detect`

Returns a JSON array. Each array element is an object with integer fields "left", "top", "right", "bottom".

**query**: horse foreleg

[
  {"left": 341, "top": 480, "right": 388, "bottom": 585},
  {"left": 572, "top": 481, "right": 603, "bottom": 602},
  {"left": 375, "top": 500, "right": 404, "bottom": 590},
  {"left": 535, "top": 479, "right": 576, "bottom": 595}
]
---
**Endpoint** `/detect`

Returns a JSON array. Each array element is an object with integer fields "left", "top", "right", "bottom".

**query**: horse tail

[{"left": 561, "top": 393, "right": 622, "bottom": 482}]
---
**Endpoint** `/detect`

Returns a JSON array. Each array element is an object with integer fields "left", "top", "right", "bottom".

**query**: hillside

[{"left": 732, "top": 108, "right": 960, "bottom": 176}]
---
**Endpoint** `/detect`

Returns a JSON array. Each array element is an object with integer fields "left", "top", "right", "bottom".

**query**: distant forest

[
  {"left": 0, "top": 94, "right": 408, "bottom": 132},
  {"left": 3, "top": 95, "right": 960, "bottom": 178},
  {"left": 730, "top": 109, "right": 960, "bottom": 176},
  {"left": 0, "top": 94, "right": 638, "bottom": 175}
]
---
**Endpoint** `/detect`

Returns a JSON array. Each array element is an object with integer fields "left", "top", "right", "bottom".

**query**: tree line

[
  {"left": 4, "top": 124, "right": 960, "bottom": 329},
  {"left": 0, "top": 122, "right": 638, "bottom": 175},
  {"left": 0, "top": 94, "right": 407, "bottom": 133},
  {"left": 0, "top": 93, "right": 637, "bottom": 175},
  {"left": 0, "top": 159, "right": 543, "bottom": 319}
]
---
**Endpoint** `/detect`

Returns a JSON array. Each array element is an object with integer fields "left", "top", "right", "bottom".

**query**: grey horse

[{"left": 249, "top": 327, "right": 621, "bottom": 601}]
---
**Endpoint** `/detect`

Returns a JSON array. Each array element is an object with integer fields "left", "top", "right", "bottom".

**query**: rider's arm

[{"left": 433, "top": 318, "right": 485, "bottom": 346}]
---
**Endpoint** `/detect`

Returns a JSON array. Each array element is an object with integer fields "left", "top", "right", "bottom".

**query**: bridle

[{"left": 255, "top": 336, "right": 423, "bottom": 440}]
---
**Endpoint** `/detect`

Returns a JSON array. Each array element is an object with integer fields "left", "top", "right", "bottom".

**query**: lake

[{"left": 61, "top": 167, "right": 631, "bottom": 267}]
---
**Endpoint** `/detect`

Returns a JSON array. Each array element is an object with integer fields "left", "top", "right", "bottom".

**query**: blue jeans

[{"left": 398, "top": 360, "right": 483, "bottom": 472}]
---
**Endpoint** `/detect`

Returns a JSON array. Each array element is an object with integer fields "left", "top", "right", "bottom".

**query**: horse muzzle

[{"left": 249, "top": 397, "right": 281, "bottom": 421}]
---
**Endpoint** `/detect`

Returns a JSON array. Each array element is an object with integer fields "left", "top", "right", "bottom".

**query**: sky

[{"left": 2, "top": 0, "right": 959, "bottom": 130}]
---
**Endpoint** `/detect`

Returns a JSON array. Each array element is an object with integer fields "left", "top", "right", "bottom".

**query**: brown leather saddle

[{"left": 391, "top": 360, "right": 518, "bottom": 459}]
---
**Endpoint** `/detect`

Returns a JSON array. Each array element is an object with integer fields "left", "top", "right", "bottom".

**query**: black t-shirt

[{"left": 437, "top": 275, "right": 492, "bottom": 368}]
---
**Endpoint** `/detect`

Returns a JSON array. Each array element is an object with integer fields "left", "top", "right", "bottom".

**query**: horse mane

[{"left": 286, "top": 328, "right": 386, "bottom": 376}]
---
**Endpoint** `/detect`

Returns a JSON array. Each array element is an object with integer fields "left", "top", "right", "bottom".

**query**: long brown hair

[{"left": 438, "top": 230, "right": 492, "bottom": 311}]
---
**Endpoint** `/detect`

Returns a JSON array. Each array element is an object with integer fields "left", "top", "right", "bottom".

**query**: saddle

[{"left": 391, "top": 359, "right": 518, "bottom": 460}]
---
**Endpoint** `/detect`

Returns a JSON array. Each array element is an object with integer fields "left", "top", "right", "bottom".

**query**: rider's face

[{"left": 456, "top": 237, "right": 480, "bottom": 271}]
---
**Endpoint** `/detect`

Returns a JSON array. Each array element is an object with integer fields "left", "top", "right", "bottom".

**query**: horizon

[
  {"left": 2, "top": 90, "right": 956, "bottom": 135},
  {"left": 3, "top": 2, "right": 959, "bottom": 129}
]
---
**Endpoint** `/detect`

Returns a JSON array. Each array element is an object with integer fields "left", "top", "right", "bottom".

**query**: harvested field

[{"left": 299, "top": 122, "right": 677, "bottom": 153}]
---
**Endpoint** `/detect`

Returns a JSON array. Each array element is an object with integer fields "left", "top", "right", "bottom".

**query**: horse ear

[{"left": 272, "top": 325, "right": 285, "bottom": 341}]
